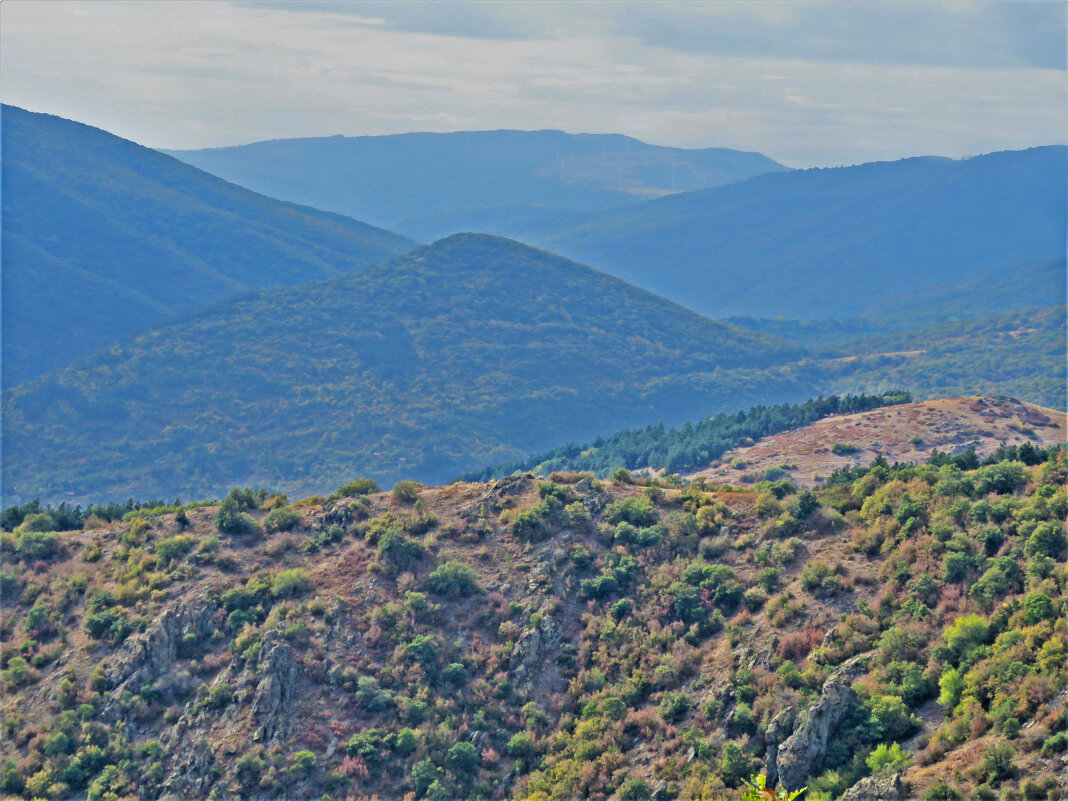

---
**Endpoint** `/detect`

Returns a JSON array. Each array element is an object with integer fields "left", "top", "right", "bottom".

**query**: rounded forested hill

[
  {"left": 1, "top": 105, "right": 415, "bottom": 386},
  {"left": 2, "top": 234, "right": 812, "bottom": 504}
]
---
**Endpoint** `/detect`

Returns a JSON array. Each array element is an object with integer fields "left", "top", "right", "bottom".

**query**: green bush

[
  {"left": 271, "top": 569, "right": 311, "bottom": 599},
  {"left": 866, "top": 694, "right": 919, "bottom": 742},
  {"left": 1024, "top": 522, "right": 1066, "bottom": 560},
  {"left": 447, "top": 741, "right": 479, "bottom": 774},
  {"left": 866, "top": 742, "right": 910, "bottom": 773},
  {"left": 215, "top": 504, "right": 257, "bottom": 536},
  {"left": 658, "top": 690, "right": 691, "bottom": 724},
  {"left": 264, "top": 506, "right": 301, "bottom": 533},
  {"left": 291, "top": 750, "right": 317, "bottom": 774},
  {"left": 831, "top": 442, "right": 861, "bottom": 455},
  {"left": 1022, "top": 592, "right": 1056, "bottom": 624},
  {"left": 427, "top": 560, "right": 479, "bottom": 597},
  {"left": 391, "top": 481, "right": 421, "bottom": 504},
  {"left": 15, "top": 530, "right": 62, "bottom": 561},
  {"left": 377, "top": 530, "right": 426, "bottom": 572},
  {"left": 508, "top": 732, "right": 536, "bottom": 760},
  {"left": 605, "top": 496, "right": 659, "bottom": 527},
  {"left": 84, "top": 609, "right": 133, "bottom": 644},
  {"left": 619, "top": 779, "right": 650, "bottom": 800},
  {"left": 155, "top": 535, "right": 195, "bottom": 564},
  {"left": 337, "top": 478, "right": 379, "bottom": 496}
]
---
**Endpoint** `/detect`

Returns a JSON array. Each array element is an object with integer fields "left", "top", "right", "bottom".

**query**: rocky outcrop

[
  {"left": 460, "top": 474, "right": 532, "bottom": 518},
  {"left": 249, "top": 632, "right": 300, "bottom": 742},
  {"left": 839, "top": 771, "right": 908, "bottom": 801},
  {"left": 315, "top": 497, "right": 369, "bottom": 530},
  {"left": 762, "top": 708, "right": 796, "bottom": 787},
  {"left": 101, "top": 596, "right": 216, "bottom": 715},
  {"left": 157, "top": 730, "right": 218, "bottom": 801},
  {"left": 510, "top": 617, "right": 561, "bottom": 694},
  {"left": 154, "top": 629, "right": 301, "bottom": 799},
  {"left": 772, "top": 655, "right": 869, "bottom": 791}
]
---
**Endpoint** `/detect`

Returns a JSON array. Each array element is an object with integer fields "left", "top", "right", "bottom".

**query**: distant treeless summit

[{"left": 692, "top": 396, "right": 1067, "bottom": 487}]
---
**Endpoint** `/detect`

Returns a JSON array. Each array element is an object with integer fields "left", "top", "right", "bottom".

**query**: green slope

[
  {"left": 1, "top": 234, "right": 811, "bottom": 504},
  {"left": 1, "top": 105, "right": 416, "bottom": 386},
  {"left": 823, "top": 306, "right": 1067, "bottom": 410}
]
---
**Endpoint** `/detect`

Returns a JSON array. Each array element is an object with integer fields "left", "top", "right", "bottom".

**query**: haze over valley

[{"left": 1, "top": 4, "right": 1065, "bottom": 801}]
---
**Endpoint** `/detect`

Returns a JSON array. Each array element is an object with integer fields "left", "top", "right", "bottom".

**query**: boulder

[{"left": 840, "top": 771, "right": 908, "bottom": 801}]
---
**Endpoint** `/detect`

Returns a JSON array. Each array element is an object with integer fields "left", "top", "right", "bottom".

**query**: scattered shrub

[{"left": 427, "top": 560, "right": 479, "bottom": 597}]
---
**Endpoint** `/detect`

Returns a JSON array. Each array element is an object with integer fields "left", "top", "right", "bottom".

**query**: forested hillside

[
  {"left": 165, "top": 130, "right": 787, "bottom": 240},
  {"left": 822, "top": 306, "right": 1067, "bottom": 410},
  {"left": 522, "top": 147, "right": 1066, "bottom": 319},
  {"left": 1, "top": 105, "right": 415, "bottom": 385},
  {"left": 1, "top": 234, "right": 811, "bottom": 505},
  {"left": 462, "top": 393, "right": 912, "bottom": 482},
  {"left": 1, "top": 439, "right": 1064, "bottom": 801}
]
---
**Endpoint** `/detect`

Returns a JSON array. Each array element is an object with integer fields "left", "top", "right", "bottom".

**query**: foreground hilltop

[
  {"left": 693, "top": 396, "right": 1067, "bottom": 488},
  {"left": 2, "top": 439, "right": 1065, "bottom": 801}
]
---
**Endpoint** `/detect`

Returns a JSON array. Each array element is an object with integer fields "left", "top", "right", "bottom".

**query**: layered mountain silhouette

[
  {"left": 522, "top": 146, "right": 1066, "bottom": 319},
  {"left": 2, "top": 234, "right": 812, "bottom": 503},
  {"left": 1, "top": 105, "right": 415, "bottom": 385},
  {"left": 164, "top": 130, "right": 788, "bottom": 240}
]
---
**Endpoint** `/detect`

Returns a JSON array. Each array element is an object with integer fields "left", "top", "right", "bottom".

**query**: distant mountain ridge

[
  {"left": 163, "top": 129, "right": 789, "bottom": 240},
  {"left": 2, "top": 234, "right": 811, "bottom": 504},
  {"left": 1, "top": 105, "right": 416, "bottom": 386},
  {"left": 520, "top": 146, "right": 1067, "bottom": 320}
]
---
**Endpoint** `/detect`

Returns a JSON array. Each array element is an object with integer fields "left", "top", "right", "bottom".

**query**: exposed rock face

[
  {"left": 315, "top": 497, "right": 369, "bottom": 530},
  {"left": 156, "top": 629, "right": 301, "bottom": 799},
  {"left": 157, "top": 732, "right": 217, "bottom": 801},
  {"left": 773, "top": 655, "right": 869, "bottom": 791},
  {"left": 102, "top": 596, "right": 216, "bottom": 714},
  {"left": 510, "top": 617, "right": 561, "bottom": 694},
  {"left": 840, "top": 771, "right": 908, "bottom": 801},
  {"left": 460, "top": 474, "right": 532, "bottom": 518},
  {"left": 762, "top": 708, "right": 797, "bottom": 787},
  {"left": 249, "top": 632, "right": 300, "bottom": 742}
]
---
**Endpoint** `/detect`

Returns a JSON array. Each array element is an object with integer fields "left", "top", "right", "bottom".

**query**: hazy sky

[{"left": 2, "top": 0, "right": 1064, "bottom": 166}]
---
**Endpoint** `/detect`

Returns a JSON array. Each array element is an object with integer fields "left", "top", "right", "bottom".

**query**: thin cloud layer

[{"left": 1, "top": 0, "right": 1063, "bottom": 166}]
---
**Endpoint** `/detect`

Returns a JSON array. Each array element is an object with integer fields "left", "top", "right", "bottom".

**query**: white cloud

[{"left": 1, "top": 0, "right": 1063, "bottom": 166}]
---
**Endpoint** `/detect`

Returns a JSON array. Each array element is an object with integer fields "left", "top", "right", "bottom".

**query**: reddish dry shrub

[
  {"left": 730, "top": 609, "right": 752, "bottom": 627},
  {"left": 362, "top": 625, "right": 383, "bottom": 646},
  {"left": 778, "top": 625, "right": 821, "bottom": 660},
  {"left": 622, "top": 707, "right": 662, "bottom": 739},
  {"left": 340, "top": 754, "right": 369, "bottom": 779}
]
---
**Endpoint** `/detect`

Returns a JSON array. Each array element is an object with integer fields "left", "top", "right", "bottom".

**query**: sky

[{"left": 1, "top": 1, "right": 1064, "bottom": 167}]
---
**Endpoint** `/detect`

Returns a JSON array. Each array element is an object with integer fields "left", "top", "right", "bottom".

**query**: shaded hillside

[
  {"left": 523, "top": 147, "right": 1066, "bottom": 319},
  {"left": 1, "top": 443, "right": 1064, "bottom": 801},
  {"left": 1, "top": 105, "right": 415, "bottom": 386},
  {"left": 692, "top": 396, "right": 1068, "bottom": 488},
  {"left": 860, "top": 258, "right": 1066, "bottom": 328},
  {"left": 1, "top": 234, "right": 810, "bottom": 504},
  {"left": 164, "top": 130, "right": 788, "bottom": 240}
]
